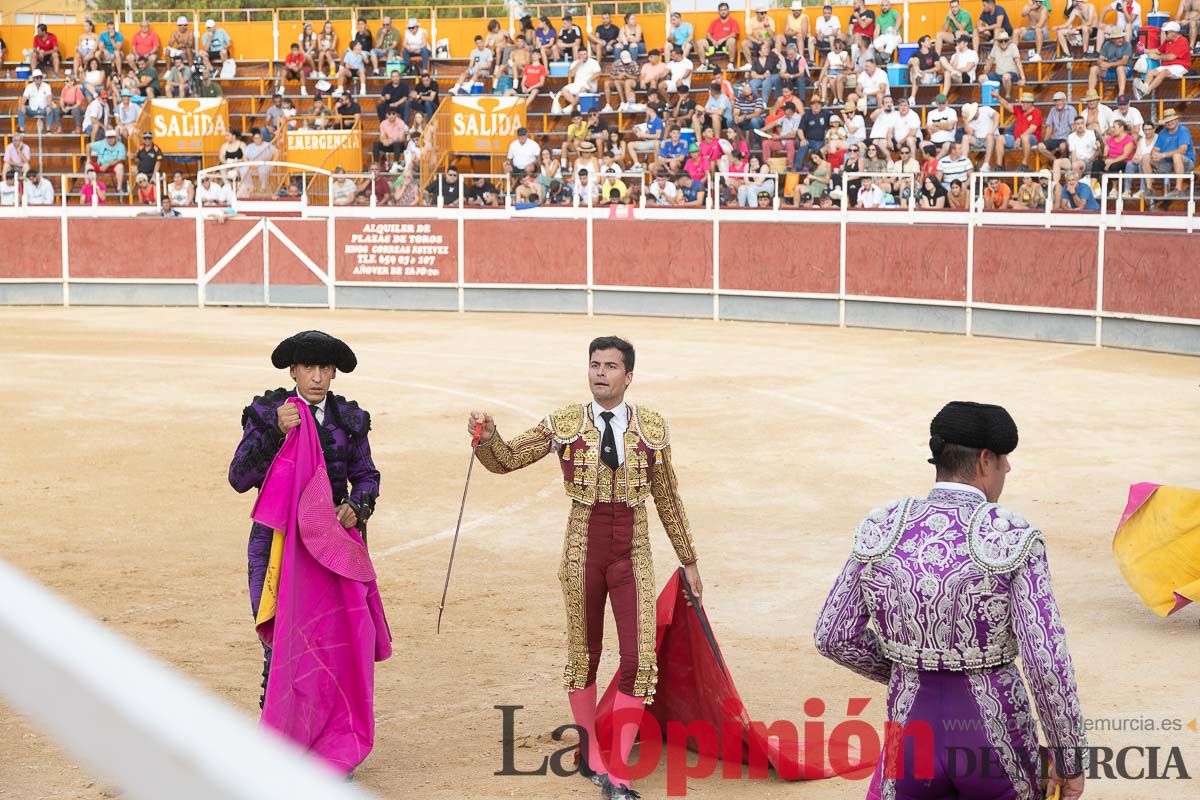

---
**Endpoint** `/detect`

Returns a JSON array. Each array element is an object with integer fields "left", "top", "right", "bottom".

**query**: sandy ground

[{"left": 1, "top": 307, "right": 1199, "bottom": 800}]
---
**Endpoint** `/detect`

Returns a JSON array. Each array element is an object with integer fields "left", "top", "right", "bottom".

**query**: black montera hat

[
  {"left": 928, "top": 401, "right": 1018, "bottom": 465},
  {"left": 271, "top": 330, "right": 357, "bottom": 372}
]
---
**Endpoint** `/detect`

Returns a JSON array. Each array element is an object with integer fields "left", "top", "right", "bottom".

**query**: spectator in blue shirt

[
  {"left": 702, "top": 81, "right": 734, "bottom": 135},
  {"left": 89, "top": 130, "right": 128, "bottom": 196},
  {"left": 202, "top": 19, "right": 232, "bottom": 70},
  {"left": 99, "top": 21, "right": 125, "bottom": 71},
  {"left": 667, "top": 12, "right": 696, "bottom": 60},
  {"left": 1143, "top": 108, "right": 1195, "bottom": 197},
  {"left": 657, "top": 127, "right": 689, "bottom": 172},
  {"left": 1055, "top": 171, "right": 1099, "bottom": 210}
]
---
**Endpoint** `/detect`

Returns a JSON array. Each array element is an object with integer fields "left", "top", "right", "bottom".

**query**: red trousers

[{"left": 584, "top": 502, "right": 640, "bottom": 693}]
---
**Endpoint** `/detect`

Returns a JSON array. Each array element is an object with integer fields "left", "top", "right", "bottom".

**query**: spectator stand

[{"left": 195, "top": 160, "right": 334, "bottom": 209}]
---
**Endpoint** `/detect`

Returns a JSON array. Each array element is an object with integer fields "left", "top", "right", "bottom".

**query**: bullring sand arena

[{"left": 2, "top": 306, "right": 1199, "bottom": 799}]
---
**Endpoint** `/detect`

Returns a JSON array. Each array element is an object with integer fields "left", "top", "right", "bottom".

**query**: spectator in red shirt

[
  {"left": 1136, "top": 22, "right": 1191, "bottom": 97},
  {"left": 132, "top": 21, "right": 160, "bottom": 63},
  {"left": 704, "top": 3, "right": 740, "bottom": 64},
  {"left": 32, "top": 24, "right": 62, "bottom": 76},
  {"left": 997, "top": 91, "right": 1042, "bottom": 170},
  {"left": 282, "top": 43, "right": 309, "bottom": 95}
]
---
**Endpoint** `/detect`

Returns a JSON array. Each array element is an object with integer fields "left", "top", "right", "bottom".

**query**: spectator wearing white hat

[
  {"left": 1038, "top": 91, "right": 1074, "bottom": 160},
  {"left": 17, "top": 71, "right": 62, "bottom": 133},
  {"left": 401, "top": 18, "right": 432, "bottom": 74},
  {"left": 167, "top": 16, "right": 194, "bottom": 65},
  {"left": 1135, "top": 22, "right": 1191, "bottom": 97},
  {"left": 114, "top": 89, "right": 142, "bottom": 139},
  {"left": 89, "top": 129, "right": 127, "bottom": 195},
  {"left": 201, "top": 19, "right": 231, "bottom": 70}
]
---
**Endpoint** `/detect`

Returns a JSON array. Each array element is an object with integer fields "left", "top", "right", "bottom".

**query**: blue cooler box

[
  {"left": 578, "top": 93, "right": 601, "bottom": 112},
  {"left": 549, "top": 61, "right": 570, "bottom": 78},
  {"left": 887, "top": 61, "right": 908, "bottom": 86},
  {"left": 981, "top": 79, "right": 1000, "bottom": 105},
  {"left": 679, "top": 128, "right": 697, "bottom": 147},
  {"left": 469, "top": 82, "right": 484, "bottom": 95},
  {"left": 1148, "top": 11, "right": 1169, "bottom": 28},
  {"left": 15, "top": 63, "right": 30, "bottom": 79},
  {"left": 897, "top": 42, "right": 919, "bottom": 65}
]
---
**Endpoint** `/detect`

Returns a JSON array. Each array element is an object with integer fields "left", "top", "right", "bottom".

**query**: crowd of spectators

[{"left": 3, "top": 5, "right": 1198, "bottom": 209}]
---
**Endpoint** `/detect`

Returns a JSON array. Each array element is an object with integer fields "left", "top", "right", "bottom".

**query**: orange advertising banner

[
  {"left": 449, "top": 96, "right": 527, "bottom": 154},
  {"left": 284, "top": 129, "right": 364, "bottom": 173},
  {"left": 147, "top": 98, "right": 229, "bottom": 153}
]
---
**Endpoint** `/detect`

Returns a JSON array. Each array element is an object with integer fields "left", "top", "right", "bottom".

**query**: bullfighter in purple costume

[
  {"left": 228, "top": 330, "right": 381, "bottom": 706},
  {"left": 815, "top": 401, "right": 1088, "bottom": 800}
]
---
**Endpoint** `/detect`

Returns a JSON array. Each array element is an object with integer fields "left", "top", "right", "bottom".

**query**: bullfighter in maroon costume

[{"left": 468, "top": 336, "right": 702, "bottom": 800}]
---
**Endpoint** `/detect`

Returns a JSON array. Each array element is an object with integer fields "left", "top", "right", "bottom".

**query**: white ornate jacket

[{"left": 814, "top": 483, "right": 1089, "bottom": 776}]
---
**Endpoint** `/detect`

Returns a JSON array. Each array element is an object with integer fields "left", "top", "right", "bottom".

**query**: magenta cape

[
  {"left": 252, "top": 397, "right": 391, "bottom": 773},
  {"left": 596, "top": 570, "right": 856, "bottom": 785}
]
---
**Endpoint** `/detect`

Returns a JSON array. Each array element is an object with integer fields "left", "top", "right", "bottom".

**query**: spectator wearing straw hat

[
  {"left": 1089, "top": 25, "right": 1133, "bottom": 97},
  {"left": 996, "top": 91, "right": 1042, "bottom": 170},
  {"left": 1079, "top": 89, "right": 1115, "bottom": 137},
  {"left": 1142, "top": 108, "right": 1195, "bottom": 196}
]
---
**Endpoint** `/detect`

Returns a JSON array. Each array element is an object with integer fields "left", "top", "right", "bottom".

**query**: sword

[{"left": 437, "top": 419, "right": 484, "bottom": 634}]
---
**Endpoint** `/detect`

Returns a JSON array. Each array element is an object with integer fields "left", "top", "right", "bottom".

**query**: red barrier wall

[
  {"left": 973, "top": 227, "right": 1097, "bottom": 310},
  {"left": 1103, "top": 230, "right": 1200, "bottom": 320},
  {"left": 464, "top": 220, "right": 587, "bottom": 285},
  {"left": 268, "top": 220, "right": 327, "bottom": 286},
  {"left": 845, "top": 223, "right": 967, "bottom": 301},
  {"left": 718, "top": 223, "right": 840, "bottom": 294},
  {"left": 0, "top": 218, "right": 62, "bottom": 279},
  {"left": 68, "top": 219, "right": 197, "bottom": 280},
  {"left": 206, "top": 219, "right": 265, "bottom": 285},
  {"left": 592, "top": 220, "right": 712, "bottom": 289}
]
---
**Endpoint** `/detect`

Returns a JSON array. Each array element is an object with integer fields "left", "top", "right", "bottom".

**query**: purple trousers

[{"left": 879, "top": 664, "right": 1043, "bottom": 800}]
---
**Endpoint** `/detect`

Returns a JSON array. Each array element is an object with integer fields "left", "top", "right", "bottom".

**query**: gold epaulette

[
  {"left": 631, "top": 405, "right": 670, "bottom": 450},
  {"left": 545, "top": 403, "right": 586, "bottom": 445}
]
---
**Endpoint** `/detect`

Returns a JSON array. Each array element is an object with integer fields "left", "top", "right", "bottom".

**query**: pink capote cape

[
  {"left": 251, "top": 396, "right": 391, "bottom": 773},
  {"left": 595, "top": 570, "right": 858, "bottom": 785}
]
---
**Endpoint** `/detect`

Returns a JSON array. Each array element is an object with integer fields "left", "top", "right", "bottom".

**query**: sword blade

[{"left": 437, "top": 421, "right": 483, "bottom": 634}]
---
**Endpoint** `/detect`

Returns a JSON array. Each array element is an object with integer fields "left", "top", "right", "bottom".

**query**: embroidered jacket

[
  {"left": 228, "top": 388, "right": 380, "bottom": 514},
  {"left": 814, "top": 485, "right": 1088, "bottom": 775},
  {"left": 475, "top": 402, "right": 697, "bottom": 564}
]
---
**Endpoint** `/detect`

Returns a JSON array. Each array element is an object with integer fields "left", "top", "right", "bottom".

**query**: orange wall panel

[
  {"left": 592, "top": 219, "right": 711, "bottom": 289},
  {"left": 718, "top": 221, "right": 839, "bottom": 294},
  {"left": 1103, "top": 230, "right": 1200, "bottom": 320},
  {"left": 463, "top": 219, "right": 586, "bottom": 284},
  {"left": 973, "top": 226, "right": 1096, "bottom": 310},
  {"left": 845, "top": 222, "right": 966, "bottom": 301}
]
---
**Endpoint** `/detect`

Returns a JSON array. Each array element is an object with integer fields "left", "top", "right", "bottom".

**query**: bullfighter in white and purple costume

[{"left": 815, "top": 401, "right": 1088, "bottom": 800}]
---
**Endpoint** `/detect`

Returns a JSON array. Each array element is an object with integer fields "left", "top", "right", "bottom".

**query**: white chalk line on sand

[
  {"left": 13, "top": 352, "right": 542, "bottom": 418},
  {"left": 377, "top": 481, "right": 559, "bottom": 558},
  {"left": 751, "top": 388, "right": 892, "bottom": 432}
]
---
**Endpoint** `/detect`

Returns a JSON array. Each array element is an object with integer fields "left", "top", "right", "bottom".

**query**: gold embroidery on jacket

[
  {"left": 559, "top": 503, "right": 591, "bottom": 690},
  {"left": 631, "top": 506, "right": 658, "bottom": 701}
]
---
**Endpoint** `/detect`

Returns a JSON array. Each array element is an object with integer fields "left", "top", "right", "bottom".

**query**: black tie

[
  {"left": 308, "top": 402, "right": 320, "bottom": 422},
  {"left": 599, "top": 411, "right": 619, "bottom": 471}
]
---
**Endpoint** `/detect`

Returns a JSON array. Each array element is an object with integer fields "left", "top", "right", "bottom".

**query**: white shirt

[
  {"left": 649, "top": 180, "right": 678, "bottom": 204},
  {"left": 24, "top": 177, "right": 54, "bottom": 205},
  {"left": 666, "top": 57, "right": 693, "bottom": 86},
  {"left": 22, "top": 82, "right": 54, "bottom": 111},
  {"left": 296, "top": 388, "right": 328, "bottom": 424},
  {"left": 937, "top": 155, "right": 974, "bottom": 181},
  {"left": 857, "top": 68, "right": 889, "bottom": 97},
  {"left": 0, "top": 180, "right": 19, "bottom": 206},
  {"left": 893, "top": 109, "right": 921, "bottom": 142},
  {"left": 869, "top": 108, "right": 899, "bottom": 140},
  {"left": 404, "top": 27, "right": 429, "bottom": 51},
  {"left": 1067, "top": 129, "right": 1099, "bottom": 161},
  {"left": 928, "top": 106, "right": 959, "bottom": 144},
  {"left": 1113, "top": 105, "right": 1145, "bottom": 138},
  {"left": 572, "top": 178, "right": 599, "bottom": 205},
  {"left": 950, "top": 47, "right": 979, "bottom": 78},
  {"left": 968, "top": 105, "right": 999, "bottom": 138},
  {"left": 591, "top": 400, "right": 628, "bottom": 466},
  {"left": 507, "top": 137, "right": 541, "bottom": 170},
  {"left": 196, "top": 180, "right": 234, "bottom": 206},
  {"left": 845, "top": 112, "right": 866, "bottom": 143},
  {"left": 857, "top": 184, "right": 885, "bottom": 208},
  {"left": 932, "top": 481, "right": 986, "bottom": 499},
  {"left": 573, "top": 58, "right": 603, "bottom": 91},
  {"left": 816, "top": 15, "right": 841, "bottom": 38}
]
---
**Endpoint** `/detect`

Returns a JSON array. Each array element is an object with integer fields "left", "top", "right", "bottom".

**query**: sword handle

[{"left": 471, "top": 419, "right": 484, "bottom": 448}]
